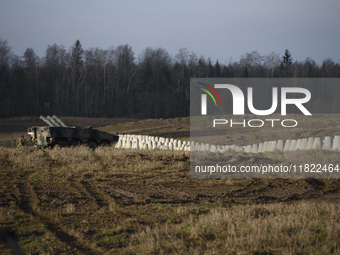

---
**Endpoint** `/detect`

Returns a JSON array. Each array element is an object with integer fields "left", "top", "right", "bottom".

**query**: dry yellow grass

[
  {"left": 125, "top": 201, "right": 340, "bottom": 254},
  {"left": 1, "top": 146, "right": 340, "bottom": 254}
]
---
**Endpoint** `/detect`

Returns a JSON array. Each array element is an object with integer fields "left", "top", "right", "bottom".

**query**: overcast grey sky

[{"left": 1, "top": 0, "right": 339, "bottom": 64}]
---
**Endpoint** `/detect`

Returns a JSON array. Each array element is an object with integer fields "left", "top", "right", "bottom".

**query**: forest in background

[{"left": 0, "top": 39, "right": 340, "bottom": 119}]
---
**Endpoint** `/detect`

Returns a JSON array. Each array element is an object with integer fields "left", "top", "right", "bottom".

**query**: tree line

[{"left": 0, "top": 39, "right": 339, "bottom": 119}]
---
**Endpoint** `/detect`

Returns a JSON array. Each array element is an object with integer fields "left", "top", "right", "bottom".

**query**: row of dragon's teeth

[{"left": 114, "top": 135, "right": 340, "bottom": 153}]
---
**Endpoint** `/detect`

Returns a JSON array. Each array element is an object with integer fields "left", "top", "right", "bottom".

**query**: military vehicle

[{"left": 28, "top": 115, "right": 119, "bottom": 149}]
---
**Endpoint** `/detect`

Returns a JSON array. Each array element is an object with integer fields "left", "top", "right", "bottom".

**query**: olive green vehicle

[{"left": 27, "top": 116, "right": 119, "bottom": 149}]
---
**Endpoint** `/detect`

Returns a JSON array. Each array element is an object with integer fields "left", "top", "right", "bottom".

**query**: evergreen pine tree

[
  {"left": 280, "top": 49, "right": 293, "bottom": 77},
  {"left": 214, "top": 60, "right": 221, "bottom": 77}
]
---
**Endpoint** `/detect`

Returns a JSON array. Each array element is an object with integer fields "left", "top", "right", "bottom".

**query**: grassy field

[
  {"left": 1, "top": 145, "right": 340, "bottom": 254},
  {"left": 1, "top": 116, "right": 340, "bottom": 254}
]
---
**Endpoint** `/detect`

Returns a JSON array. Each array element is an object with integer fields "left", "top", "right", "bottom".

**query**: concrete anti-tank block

[
  {"left": 245, "top": 145, "right": 252, "bottom": 153},
  {"left": 301, "top": 138, "right": 308, "bottom": 150},
  {"left": 262, "top": 141, "right": 268, "bottom": 152},
  {"left": 234, "top": 146, "right": 243, "bottom": 152},
  {"left": 283, "top": 140, "right": 291, "bottom": 152},
  {"left": 332, "top": 136, "right": 340, "bottom": 150},
  {"left": 210, "top": 145, "right": 217, "bottom": 153},
  {"left": 270, "top": 141, "right": 277, "bottom": 152},
  {"left": 258, "top": 143, "right": 264, "bottom": 153},
  {"left": 323, "top": 136, "right": 333, "bottom": 150},
  {"left": 312, "top": 137, "right": 322, "bottom": 150},
  {"left": 306, "top": 137, "right": 314, "bottom": 150},
  {"left": 276, "top": 140, "right": 284, "bottom": 152},
  {"left": 295, "top": 139, "right": 302, "bottom": 150},
  {"left": 252, "top": 144, "right": 258, "bottom": 153},
  {"left": 289, "top": 140, "right": 297, "bottom": 151}
]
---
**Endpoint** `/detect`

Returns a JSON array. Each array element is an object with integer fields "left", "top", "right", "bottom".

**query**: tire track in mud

[
  {"left": 227, "top": 179, "right": 269, "bottom": 196},
  {"left": 80, "top": 180, "right": 109, "bottom": 208},
  {"left": 100, "top": 177, "right": 326, "bottom": 205},
  {"left": 223, "top": 179, "right": 329, "bottom": 203},
  {"left": 224, "top": 179, "right": 292, "bottom": 203},
  {"left": 101, "top": 177, "right": 206, "bottom": 205},
  {"left": 78, "top": 180, "right": 138, "bottom": 209},
  {"left": 71, "top": 180, "right": 107, "bottom": 209},
  {"left": 140, "top": 184, "right": 196, "bottom": 204},
  {"left": 11, "top": 182, "right": 76, "bottom": 253},
  {"left": 131, "top": 178, "right": 309, "bottom": 204},
  {"left": 122, "top": 171, "right": 241, "bottom": 204},
  {"left": 102, "top": 172, "right": 241, "bottom": 205},
  {"left": 91, "top": 180, "right": 193, "bottom": 206},
  {"left": 14, "top": 181, "right": 105, "bottom": 255},
  {"left": 98, "top": 176, "right": 185, "bottom": 204},
  {"left": 96, "top": 183, "right": 140, "bottom": 205},
  {"left": 119, "top": 171, "right": 196, "bottom": 203}
]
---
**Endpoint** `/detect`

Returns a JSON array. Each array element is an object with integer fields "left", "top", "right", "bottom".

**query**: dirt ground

[
  {"left": 1, "top": 148, "right": 340, "bottom": 254},
  {"left": 1, "top": 116, "right": 340, "bottom": 254}
]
